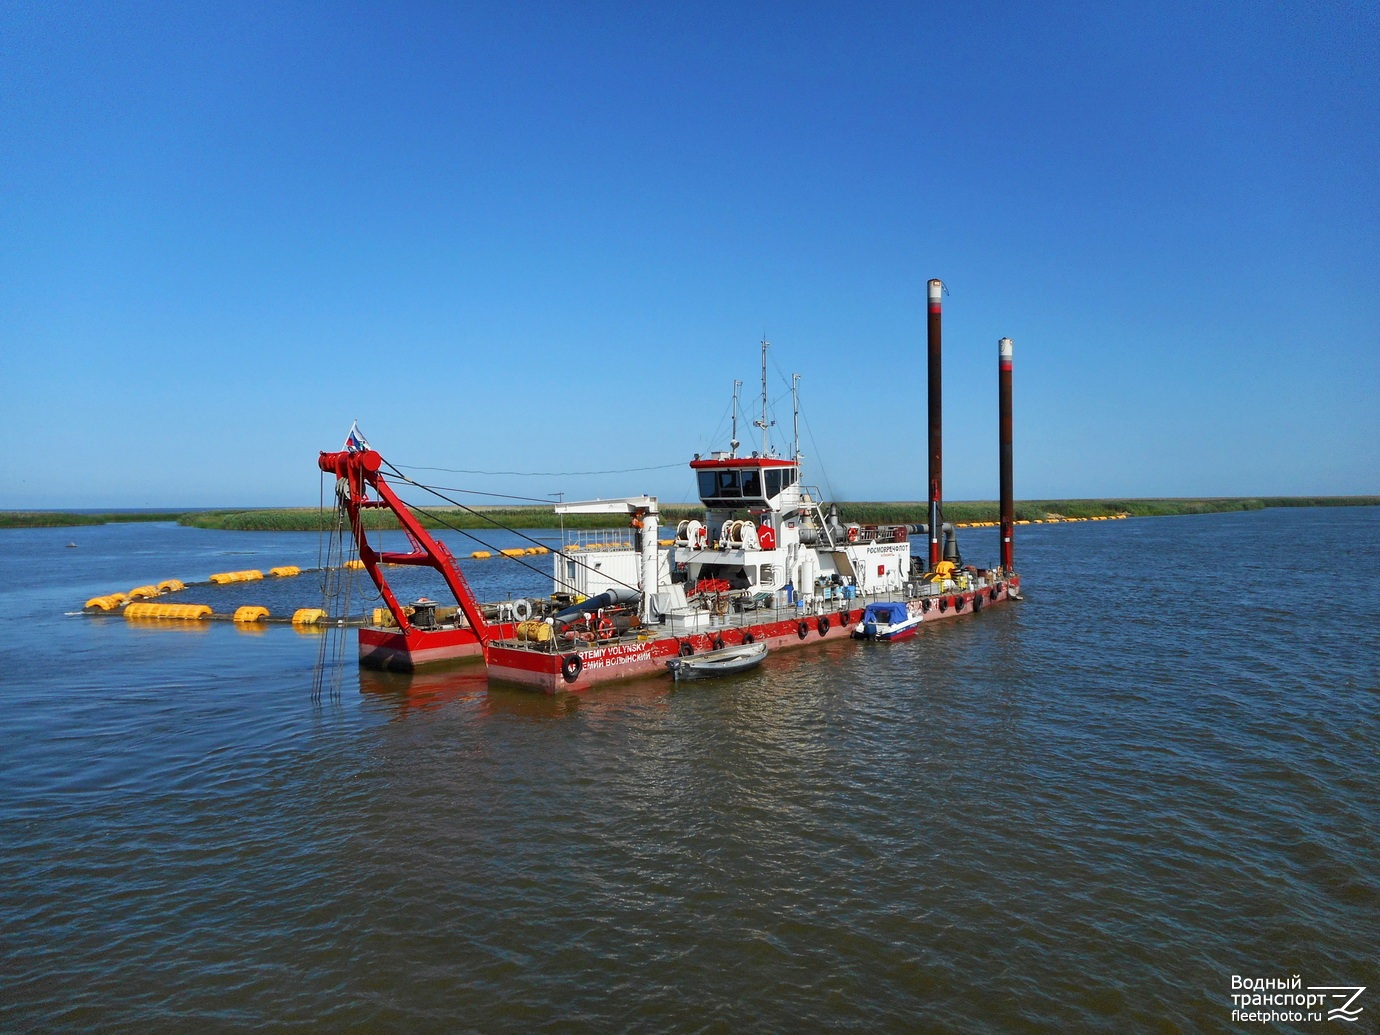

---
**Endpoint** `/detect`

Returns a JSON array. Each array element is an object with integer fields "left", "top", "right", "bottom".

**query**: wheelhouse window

[{"left": 764, "top": 468, "right": 797, "bottom": 498}]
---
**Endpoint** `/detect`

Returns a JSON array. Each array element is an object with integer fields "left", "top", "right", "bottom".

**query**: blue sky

[{"left": 2, "top": 1, "right": 1376, "bottom": 509}]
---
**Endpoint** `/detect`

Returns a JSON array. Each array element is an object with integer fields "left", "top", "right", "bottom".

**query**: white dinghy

[{"left": 665, "top": 640, "right": 768, "bottom": 682}]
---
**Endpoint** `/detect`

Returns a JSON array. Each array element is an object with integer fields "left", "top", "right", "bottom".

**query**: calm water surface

[{"left": 1, "top": 510, "right": 1376, "bottom": 1032}]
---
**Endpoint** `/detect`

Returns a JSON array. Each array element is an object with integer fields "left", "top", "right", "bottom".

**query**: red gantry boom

[{"left": 318, "top": 448, "right": 496, "bottom": 668}]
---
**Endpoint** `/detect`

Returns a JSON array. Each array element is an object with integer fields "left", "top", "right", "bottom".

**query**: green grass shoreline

[{"left": 4, "top": 496, "right": 1377, "bottom": 531}]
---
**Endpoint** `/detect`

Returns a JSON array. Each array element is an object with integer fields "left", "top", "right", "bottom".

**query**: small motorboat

[
  {"left": 666, "top": 640, "right": 767, "bottom": 681},
  {"left": 852, "top": 601, "right": 924, "bottom": 641}
]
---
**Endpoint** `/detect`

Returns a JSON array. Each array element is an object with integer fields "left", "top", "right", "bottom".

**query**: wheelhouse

[{"left": 690, "top": 455, "right": 798, "bottom": 510}]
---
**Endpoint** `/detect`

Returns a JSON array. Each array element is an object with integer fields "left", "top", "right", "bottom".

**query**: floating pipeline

[
  {"left": 79, "top": 548, "right": 584, "bottom": 619},
  {"left": 111, "top": 604, "right": 369, "bottom": 626},
  {"left": 950, "top": 514, "right": 1130, "bottom": 528},
  {"left": 79, "top": 541, "right": 618, "bottom": 636}
]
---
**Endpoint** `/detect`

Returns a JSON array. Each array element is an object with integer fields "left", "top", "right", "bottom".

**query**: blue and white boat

[{"left": 853, "top": 601, "right": 924, "bottom": 641}]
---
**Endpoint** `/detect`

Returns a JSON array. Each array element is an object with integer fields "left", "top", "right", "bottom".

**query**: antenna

[
  {"left": 753, "top": 338, "right": 774, "bottom": 455},
  {"left": 792, "top": 373, "right": 801, "bottom": 460},
  {"left": 730, "top": 379, "right": 742, "bottom": 457}
]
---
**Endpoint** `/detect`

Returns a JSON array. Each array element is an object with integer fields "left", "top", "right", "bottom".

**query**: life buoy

[
  {"left": 561, "top": 654, "right": 582, "bottom": 683},
  {"left": 797, "top": 621, "right": 809, "bottom": 639},
  {"left": 818, "top": 615, "right": 830, "bottom": 635},
  {"left": 512, "top": 598, "right": 532, "bottom": 621},
  {"left": 846, "top": 526, "right": 859, "bottom": 543},
  {"left": 742, "top": 633, "right": 755, "bottom": 644},
  {"left": 596, "top": 617, "right": 615, "bottom": 639},
  {"left": 679, "top": 641, "right": 694, "bottom": 657},
  {"left": 712, "top": 635, "right": 725, "bottom": 651}
]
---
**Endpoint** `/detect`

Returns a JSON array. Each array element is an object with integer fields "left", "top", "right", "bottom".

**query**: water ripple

[{"left": 1, "top": 511, "right": 1377, "bottom": 1031}]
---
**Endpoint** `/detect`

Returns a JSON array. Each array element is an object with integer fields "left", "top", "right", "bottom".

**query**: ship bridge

[{"left": 690, "top": 453, "right": 799, "bottom": 513}]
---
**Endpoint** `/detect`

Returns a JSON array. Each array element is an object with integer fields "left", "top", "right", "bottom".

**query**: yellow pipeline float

[
  {"left": 209, "top": 569, "right": 264, "bottom": 584},
  {"left": 124, "top": 603, "right": 212, "bottom": 621}
]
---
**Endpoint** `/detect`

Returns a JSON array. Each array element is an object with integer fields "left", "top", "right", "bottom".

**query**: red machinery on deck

[{"left": 318, "top": 448, "right": 507, "bottom": 670}]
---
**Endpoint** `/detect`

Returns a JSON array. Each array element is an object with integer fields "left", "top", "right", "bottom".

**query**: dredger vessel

[{"left": 318, "top": 280, "right": 1020, "bottom": 691}]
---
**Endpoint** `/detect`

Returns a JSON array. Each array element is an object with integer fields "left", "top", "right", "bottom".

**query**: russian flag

[{"left": 344, "top": 421, "right": 370, "bottom": 453}]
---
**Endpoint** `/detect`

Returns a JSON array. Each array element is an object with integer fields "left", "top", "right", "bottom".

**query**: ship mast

[
  {"left": 753, "top": 338, "right": 774, "bottom": 456},
  {"left": 730, "top": 379, "right": 742, "bottom": 457},
  {"left": 791, "top": 373, "right": 801, "bottom": 461}
]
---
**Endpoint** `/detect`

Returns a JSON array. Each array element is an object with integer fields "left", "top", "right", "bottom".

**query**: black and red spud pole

[
  {"left": 927, "top": 279, "right": 944, "bottom": 569},
  {"left": 998, "top": 337, "right": 1015, "bottom": 571}
]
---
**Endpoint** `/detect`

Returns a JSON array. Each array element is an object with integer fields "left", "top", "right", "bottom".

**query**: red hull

[
  {"left": 358, "top": 622, "right": 516, "bottom": 671},
  {"left": 487, "top": 577, "right": 1019, "bottom": 693}
]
